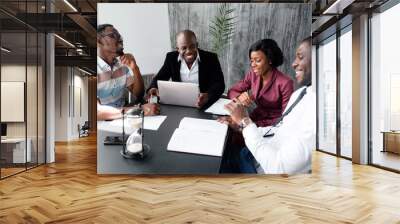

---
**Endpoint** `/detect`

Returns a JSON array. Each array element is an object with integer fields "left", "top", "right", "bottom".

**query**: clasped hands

[
  {"left": 121, "top": 103, "right": 159, "bottom": 117},
  {"left": 217, "top": 92, "right": 251, "bottom": 130}
]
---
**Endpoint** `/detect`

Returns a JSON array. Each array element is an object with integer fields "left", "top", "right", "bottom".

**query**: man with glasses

[
  {"left": 221, "top": 37, "right": 315, "bottom": 174},
  {"left": 147, "top": 30, "right": 225, "bottom": 109},
  {"left": 97, "top": 24, "right": 159, "bottom": 120}
]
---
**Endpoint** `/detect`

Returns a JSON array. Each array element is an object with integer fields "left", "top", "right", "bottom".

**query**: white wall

[
  {"left": 1, "top": 65, "right": 26, "bottom": 82},
  {"left": 97, "top": 3, "right": 171, "bottom": 75},
  {"left": 1, "top": 64, "right": 46, "bottom": 164},
  {"left": 1, "top": 65, "right": 33, "bottom": 138},
  {"left": 55, "top": 67, "right": 68, "bottom": 141},
  {"left": 75, "top": 74, "right": 89, "bottom": 123},
  {"left": 71, "top": 73, "right": 89, "bottom": 138},
  {"left": 54, "top": 67, "right": 89, "bottom": 141},
  {"left": 1, "top": 82, "right": 25, "bottom": 122}
]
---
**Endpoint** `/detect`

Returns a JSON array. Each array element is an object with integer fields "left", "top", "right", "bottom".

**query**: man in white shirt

[
  {"left": 223, "top": 37, "right": 315, "bottom": 174},
  {"left": 147, "top": 30, "right": 225, "bottom": 109}
]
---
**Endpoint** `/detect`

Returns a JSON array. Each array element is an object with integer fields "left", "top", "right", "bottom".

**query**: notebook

[{"left": 167, "top": 117, "right": 228, "bottom": 157}]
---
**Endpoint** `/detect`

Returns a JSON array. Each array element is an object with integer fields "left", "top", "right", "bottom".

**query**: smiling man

[
  {"left": 97, "top": 24, "right": 160, "bottom": 120},
  {"left": 222, "top": 37, "right": 315, "bottom": 174},
  {"left": 147, "top": 30, "right": 225, "bottom": 109}
]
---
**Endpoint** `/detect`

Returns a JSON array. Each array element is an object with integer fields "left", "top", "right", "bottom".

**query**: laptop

[{"left": 158, "top": 80, "right": 199, "bottom": 107}]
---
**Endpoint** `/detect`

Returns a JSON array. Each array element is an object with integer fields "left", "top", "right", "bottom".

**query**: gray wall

[
  {"left": 54, "top": 67, "right": 89, "bottom": 141},
  {"left": 168, "top": 3, "right": 312, "bottom": 90}
]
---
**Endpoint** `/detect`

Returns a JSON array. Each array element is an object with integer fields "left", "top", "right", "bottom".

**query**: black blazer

[{"left": 147, "top": 49, "right": 225, "bottom": 109}]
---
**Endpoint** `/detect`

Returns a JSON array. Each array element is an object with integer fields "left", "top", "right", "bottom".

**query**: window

[
  {"left": 370, "top": 2, "right": 400, "bottom": 171},
  {"left": 0, "top": 1, "right": 47, "bottom": 179},
  {"left": 339, "top": 26, "right": 352, "bottom": 158},
  {"left": 317, "top": 35, "right": 337, "bottom": 155}
]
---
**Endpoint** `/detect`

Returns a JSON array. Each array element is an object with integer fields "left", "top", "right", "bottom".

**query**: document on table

[
  {"left": 167, "top": 117, "right": 228, "bottom": 157},
  {"left": 97, "top": 115, "right": 167, "bottom": 134},
  {"left": 205, "top": 98, "right": 231, "bottom": 115},
  {"left": 143, "top": 115, "right": 167, "bottom": 130}
]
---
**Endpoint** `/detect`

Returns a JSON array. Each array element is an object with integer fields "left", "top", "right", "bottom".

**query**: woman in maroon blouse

[
  {"left": 219, "top": 39, "right": 294, "bottom": 173},
  {"left": 228, "top": 39, "right": 294, "bottom": 127}
]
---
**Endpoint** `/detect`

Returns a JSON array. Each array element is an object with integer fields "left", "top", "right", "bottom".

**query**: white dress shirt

[
  {"left": 242, "top": 86, "right": 316, "bottom": 174},
  {"left": 178, "top": 52, "right": 200, "bottom": 84}
]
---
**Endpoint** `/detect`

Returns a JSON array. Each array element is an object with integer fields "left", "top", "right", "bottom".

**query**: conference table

[{"left": 97, "top": 104, "right": 228, "bottom": 174}]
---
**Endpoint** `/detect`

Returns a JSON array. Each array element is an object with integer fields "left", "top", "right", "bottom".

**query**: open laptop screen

[{"left": 158, "top": 80, "right": 199, "bottom": 107}]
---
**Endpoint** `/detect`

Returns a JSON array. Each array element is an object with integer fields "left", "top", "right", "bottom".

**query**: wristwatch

[{"left": 239, "top": 117, "right": 252, "bottom": 130}]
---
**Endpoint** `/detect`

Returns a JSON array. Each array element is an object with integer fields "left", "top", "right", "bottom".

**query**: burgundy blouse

[{"left": 228, "top": 68, "right": 294, "bottom": 127}]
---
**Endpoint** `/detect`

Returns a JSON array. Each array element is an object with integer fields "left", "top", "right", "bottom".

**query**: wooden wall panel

[{"left": 168, "top": 3, "right": 312, "bottom": 90}]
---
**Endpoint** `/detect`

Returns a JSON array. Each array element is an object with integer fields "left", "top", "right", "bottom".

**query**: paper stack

[{"left": 167, "top": 117, "right": 228, "bottom": 156}]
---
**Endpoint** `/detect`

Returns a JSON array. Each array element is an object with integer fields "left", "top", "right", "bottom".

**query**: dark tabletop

[{"left": 97, "top": 104, "right": 227, "bottom": 174}]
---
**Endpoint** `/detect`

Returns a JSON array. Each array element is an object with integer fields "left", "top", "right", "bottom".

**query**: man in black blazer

[{"left": 147, "top": 30, "right": 225, "bottom": 109}]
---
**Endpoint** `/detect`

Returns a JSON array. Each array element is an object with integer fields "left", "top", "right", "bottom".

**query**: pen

[{"left": 263, "top": 128, "right": 275, "bottom": 138}]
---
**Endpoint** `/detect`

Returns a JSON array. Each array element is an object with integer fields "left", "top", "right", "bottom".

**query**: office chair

[{"left": 79, "top": 121, "right": 90, "bottom": 138}]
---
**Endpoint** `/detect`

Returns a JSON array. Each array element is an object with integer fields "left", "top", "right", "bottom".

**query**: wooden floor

[
  {"left": 372, "top": 150, "right": 400, "bottom": 171},
  {"left": 1, "top": 135, "right": 400, "bottom": 223},
  {"left": 1, "top": 167, "right": 26, "bottom": 178}
]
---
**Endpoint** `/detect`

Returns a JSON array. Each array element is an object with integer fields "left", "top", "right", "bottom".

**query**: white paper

[
  {"left": 167, "top": 117, "right": 228, "bottom": 157},
  {"left": 97, "top": 119, "right": 137, "bottom": 134},
  {"left": 97, "top": 115, "right": 167, "bottom": 134},
  {"left": 179, "top": 117, "right": 228, "bottom": 133},
  {"left": 205, "top": 98, "right": 232, "bottom": 115},
  {"left": 143, "top": 115, "right": 167, "bottom": 130}
]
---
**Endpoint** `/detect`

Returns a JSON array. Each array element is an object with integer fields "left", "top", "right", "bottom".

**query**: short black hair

[
  {"left": 248, "top": 39, "right": 284, "bottom": 68},
  {"left": 97, "top": 24, "right": 113, "bottom": 36},
  {"left": 176, "top": 30, "right": 197, "bottom": 40},
  {"left": 176, "top": 29, "right": 198, "bottom": 47}
]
